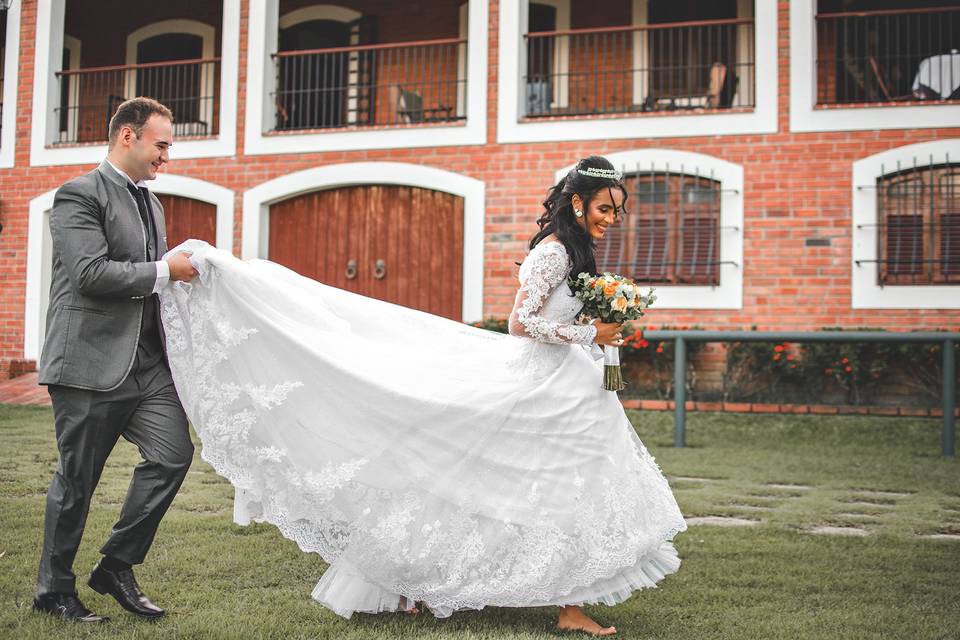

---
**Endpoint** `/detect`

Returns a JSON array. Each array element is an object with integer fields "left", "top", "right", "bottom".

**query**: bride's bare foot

[
  {"left": 399, "top": 597, "right": 420, "bottom": 616},
  {"left": 556, "top": 605, "right": 616, "bottom": 636}
]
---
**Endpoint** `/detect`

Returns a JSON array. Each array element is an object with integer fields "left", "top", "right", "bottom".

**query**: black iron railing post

[
  {"left": 674, "top": 336, "right": 687, "bottom": 448},
  {"left": 944, "top": 338, "right": 956, "bottom": 457}
]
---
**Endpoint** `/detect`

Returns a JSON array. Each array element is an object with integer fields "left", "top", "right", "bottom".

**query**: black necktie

[{"left": 128, "top": 184, "right": 156, "bottom": 259}]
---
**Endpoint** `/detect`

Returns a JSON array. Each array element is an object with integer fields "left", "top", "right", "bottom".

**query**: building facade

[{"left": 0, "top": 0, "right": 959, "bottom": 379}]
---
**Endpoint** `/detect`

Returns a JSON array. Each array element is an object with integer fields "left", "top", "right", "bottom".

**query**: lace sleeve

[{"left": 508, "top": 244, "right": 598, "bottom": 345}]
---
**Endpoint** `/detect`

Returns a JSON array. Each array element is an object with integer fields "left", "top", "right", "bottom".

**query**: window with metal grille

[
  {"left": 597, "top": 168, "right": 721, "bottom": 285},
  {"left": 877, "top": 163, "right": 960, "bottom": 285}
]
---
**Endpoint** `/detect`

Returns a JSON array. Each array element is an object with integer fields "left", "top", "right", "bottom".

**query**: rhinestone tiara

[{"left": 577, "top": 167, "right": 622, "bottom": 181}]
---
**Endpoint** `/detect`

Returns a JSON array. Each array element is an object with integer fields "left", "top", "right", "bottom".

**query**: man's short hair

[{"left": 107, "top": 97, "right": 174, "bottom": 148}]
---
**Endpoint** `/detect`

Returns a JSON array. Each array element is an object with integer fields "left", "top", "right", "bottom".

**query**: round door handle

[
  {"left": 374, "top": 259, "right": 387, "bottom": 280},
  {"left": 345, "top": 259, "right": 357, "bottom": 280}
]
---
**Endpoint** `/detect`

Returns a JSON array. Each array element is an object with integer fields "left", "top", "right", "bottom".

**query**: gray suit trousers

[{"left": 36, "top": 360, "right": 193, "bottom": 596}]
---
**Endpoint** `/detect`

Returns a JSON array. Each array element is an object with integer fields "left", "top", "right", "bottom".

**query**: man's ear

[{"left": 119, "top": 125, "right": 135, "bottom": 147}]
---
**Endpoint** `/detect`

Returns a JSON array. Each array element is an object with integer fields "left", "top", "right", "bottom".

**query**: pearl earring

[{"left": 574, "top": 209, "right": 584, "bottom": 218}]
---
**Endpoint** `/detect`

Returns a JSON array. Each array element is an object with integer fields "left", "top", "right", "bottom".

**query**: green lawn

[{"left": 1, "top": 404, "right": 958, "bottom": 640}]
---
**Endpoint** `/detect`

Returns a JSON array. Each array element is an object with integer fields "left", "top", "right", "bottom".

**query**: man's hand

[{"left": 167, "top": 251, "right": 198, "bottom": 283}]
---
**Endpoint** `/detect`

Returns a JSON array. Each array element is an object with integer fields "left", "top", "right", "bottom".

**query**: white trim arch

[
  {"left": 124, "top": 19, "right": 217, "bottom": 135},
  {"left": 279, "top": 5, "right": 361, "bottom": 28},
  {"left": 23, "top": 188, "right": 57, "bottom": 362},
  {"left": 556, "top": 149, "right": 744, "bottom": 309},
  {"left": 150, "top": 173, "right": 236, "bottom": 253},
  {"left": 278, "top": 5, "right": 363, "bottom": 126},
  {"left": 0, "top": 0, "right": 22, "bottom": 168},
  {"left": 851, "top": 139, "right": 960, "bottom": 309},
  {"left": 242, "top": 162, "right": 485, "bottom": 321},
  {"left": 24, "top": 176, "right": 235, "bottom": 360},
  {"left": 125, "top": 19, "right": 216, "bottom": 64}
]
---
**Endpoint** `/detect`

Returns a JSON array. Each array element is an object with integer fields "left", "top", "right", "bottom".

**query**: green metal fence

[{"left": 641, "top": 331, "right": 958, "bottom": 458}]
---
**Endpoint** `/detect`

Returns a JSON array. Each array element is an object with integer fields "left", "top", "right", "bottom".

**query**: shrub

[
  {"left": 620, "top": 325, "right": 705, "bottom": 399},
  {"left": 472, "top": 317, "right": 510, "bottom": 334}
]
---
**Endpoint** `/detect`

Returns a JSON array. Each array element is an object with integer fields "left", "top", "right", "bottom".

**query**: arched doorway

[
  {"left": 268, "top": 185, "right": 465, "bottom": 320},
  {"left": 278, "top": 19, "right": 351, "bottom": 129},
  {"left": 125, "top": 19, "right": 218, "bottom": 137}
]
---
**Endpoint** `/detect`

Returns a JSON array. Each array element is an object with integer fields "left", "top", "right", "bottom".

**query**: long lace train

[{"left": 159, "top": 240, "right": 686, "bottom": 618}]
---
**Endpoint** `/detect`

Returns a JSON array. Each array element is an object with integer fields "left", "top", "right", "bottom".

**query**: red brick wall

[{"left": 0, "top": 1, "right": 959, "bottom": 379}]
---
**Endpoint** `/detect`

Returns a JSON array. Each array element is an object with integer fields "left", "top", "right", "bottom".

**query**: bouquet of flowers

[{"left": 569, "top": 272, "right": 656, "bottom": 391}]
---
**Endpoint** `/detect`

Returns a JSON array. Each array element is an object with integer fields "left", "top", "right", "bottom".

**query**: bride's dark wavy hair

[{"left": 528, "top": 156, "right": 628, "bottom": 278}]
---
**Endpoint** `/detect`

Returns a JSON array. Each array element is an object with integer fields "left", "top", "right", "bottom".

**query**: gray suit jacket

[{"left": 38, "top": 161, "right": 169, "bottom": 391}]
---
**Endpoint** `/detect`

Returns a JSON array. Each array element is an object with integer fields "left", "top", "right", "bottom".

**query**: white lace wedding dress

[{"left": 159, "top": 239, "right": 686, "bottom": 619}]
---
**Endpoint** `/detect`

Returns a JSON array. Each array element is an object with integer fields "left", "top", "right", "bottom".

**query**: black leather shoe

[
  {"left": 88, "top": 562, "right": 165, "bottom": 618},
  {"left": 32, "top": 592, "right": 109, "bottom": 623}
]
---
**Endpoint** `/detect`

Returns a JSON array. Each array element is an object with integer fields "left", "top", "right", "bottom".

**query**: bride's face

[{"left": 573, "top": 188, "right": 624, "bottom": 241}]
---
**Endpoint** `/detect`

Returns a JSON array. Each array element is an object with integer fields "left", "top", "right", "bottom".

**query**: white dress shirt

[{"left": 105, "top": 159, "right": 170, "bottom": 293}]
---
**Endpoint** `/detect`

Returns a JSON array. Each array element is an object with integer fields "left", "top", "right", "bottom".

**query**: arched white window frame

[
  {"left": 0, "top": 0, "right": 21, "bottom": 168},
  {"left": 242, "top": 162, "right": 485, "bottom": 321},
  {"left": 499, "top": 0, "right": 777, "bottom": 143},
  {"left": 851, "top": 139, "right": 960, "bottom": 309},
  {"left": 790, "top": 0, "right": 960, "bottom": 132},
  {"left": 24, "top": 176, "right": 235, "bottom": 360},
  {"left": 525, "top": 0, "right": 570, "bottom": 110},
  {"left": 556, "top": 149, "right": 744, "bottom": 309},
  {"left": 244, "top": 0, "right": 488, "bottom": 154},
  {"left": 279, "top": 5, "right": 363, "bottom": 125},
  {"left": 124, "top": 20, "right": 216, "bottom": 136},
  {"left": 30, "top": 0, "right": 240, "bottom": 166}
]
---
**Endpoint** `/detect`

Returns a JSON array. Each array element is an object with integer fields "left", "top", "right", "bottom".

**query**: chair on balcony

[
  {"left": 869, "top": 56, "right": 913, "bottom": 102},
  {"left": 391, "top": 85, "right": 454, "bottom": 124},
  {"left": 645, "top": 62, "right": 738, "bottom": 111}
]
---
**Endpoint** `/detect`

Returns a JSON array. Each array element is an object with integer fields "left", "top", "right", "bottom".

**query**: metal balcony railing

[
  {"left": 816, "top": 6, "right": 960, "bottom": 105},
  {"left": 646, "top": 330, "right": 958, "bottom": 457},
  {"left": 523, "top": 17, "right": 755, "bottom": 118},
  {"left": 54, "top": 57, "right": 221, "bottom": 144},
  {"left": 271, "top": 37, "right": 467, "bottom": 131}
]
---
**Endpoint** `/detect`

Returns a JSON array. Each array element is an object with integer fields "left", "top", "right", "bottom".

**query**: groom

[{"left": 33, "top": 97, "right": 198, "bottom": 623}]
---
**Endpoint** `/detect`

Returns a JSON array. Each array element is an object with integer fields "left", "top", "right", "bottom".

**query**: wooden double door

[{"left": 268, "top": 185, "right": 464, "bottom": 321}]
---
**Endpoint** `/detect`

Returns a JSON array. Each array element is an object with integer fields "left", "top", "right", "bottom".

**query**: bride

[{"left": 160, "top": 156, "right": 686, "bottom": 636}]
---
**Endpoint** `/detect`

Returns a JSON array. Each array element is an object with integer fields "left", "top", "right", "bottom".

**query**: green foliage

[
  {"left": 723, "top": 331, "right": 809, "bottom": 403},
  {"left": 619, "top": 325, "right": 705, "bottom": 399},
  {"left": 470, "top": 317, "right": 509, "bottom": 334},
  {"left": 723, "top": 327, "right": 956, "bottom": 405}
]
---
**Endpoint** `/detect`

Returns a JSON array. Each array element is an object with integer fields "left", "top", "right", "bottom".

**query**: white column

[
  {"left": 735, "top": 0, "right": 754, "bottom": 107},
  {"left": 632, "top": 0, "right": 649, "bottom": 106},
  {"left": 259, "top": 0, "right": 280, "bottom": 133}
]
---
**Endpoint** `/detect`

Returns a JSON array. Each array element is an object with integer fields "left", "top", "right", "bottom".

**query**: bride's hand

[{"left": 591, "top": 320, "right": 625, "bottom": 346}]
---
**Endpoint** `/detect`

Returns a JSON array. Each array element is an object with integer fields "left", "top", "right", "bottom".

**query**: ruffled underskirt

[{"left": 313, "top": 542, "right": 681, "bottom": 619}]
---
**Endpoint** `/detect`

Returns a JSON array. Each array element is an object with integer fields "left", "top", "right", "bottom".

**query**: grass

[{"left": 0, "top": 404, "right": 958, "bottom": 639}]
